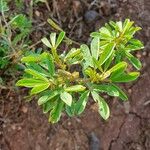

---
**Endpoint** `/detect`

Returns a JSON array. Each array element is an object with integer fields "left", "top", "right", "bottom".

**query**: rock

[
  {"left": 89, "top": 132, "right": 100, "bottom": 150},
  {"left": 84, "top": 10, "right": 100, "bottom": 23}
]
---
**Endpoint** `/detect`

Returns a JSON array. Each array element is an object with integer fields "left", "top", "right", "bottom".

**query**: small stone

[
  {"left": 11, "top": 124, "right": 16, "bottom": 130},
  {"left": 35, "top": 10, "right": 40, "bottom": 17},
  {"left": 136, "top": 53, "right": 142, "bottom": 58},
  {"left": 142, "top": 51, "right": 147, "bottom": 56},
  {"left": 67, "top": 121, "right": 71, "bottom": 126},
  {"left": 128, "top": 89, "right": 132, "bottom": 94},
  {"left": 84, "top": 10, "right": 99, "bottom": 23},
  {"left": 21, "top": 106, "right": 28, "bottom": 113}
]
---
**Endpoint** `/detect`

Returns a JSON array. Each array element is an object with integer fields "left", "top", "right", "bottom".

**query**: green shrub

[{"left": 16, "top": 19, "right": 144, "bottom": 123}]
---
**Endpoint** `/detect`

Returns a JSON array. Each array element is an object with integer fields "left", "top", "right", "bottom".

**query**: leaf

[
  {"left": 80, "top": 44, "right": 93, "bottom": 68},
  {"left": 90, "top": 32, "right": 101, "bottom": 38},
  {"left": 65, "top": 48, "right": 81, "bottom": 59},
  {"left": 99, "top": 27, "right": 112, "bottom": 39},
  {"left": 21, "top": 55, "right": 41, "bottom": 63},
  {"left": 65, "top": 101, "right": 76, "bottom": 117},
  {"left": 103, "top": 51, "right": 114, "bottom": 71},
  {"left": 91, "top": 91, "right": 100, "bottom": 102},
  {"left": 16, "top": 78, "right": 44, "bottom": 87},
  {"left": 110, "top": 72, "right": 140, "bottom": 83},
  {"left": 108, "top": 61, "right": 127, "bottom": 73},
  {"left": 126, "top": 39, "right": 144, "bottom": 51},
  {"left": 99, "top": 43, "right": 115, "bottom": 65},
  {"left": 75, "top": 91, "right": 90, "bottom": 115},
  {"left": 60, "top": 91, "right": 72, "bottom": 106},
  {"left": 30, "top": 83, "right": 50, "bottom": 95},
  {"left": 25, "top": 69, "right": 49, "bottom": 82},
  {"left": 41, "top": 37, "right": 52, "bottom": 48},
  {"left": 64, "top": 85, "right": 86, "bottom": 92},
  {"left": 91, "top": 91, "right": 110, "bottom": 120},
  {"left": 109, "top": 84, "right": 128, "bottom": 101},
  {"left": 38, "top": 95, "right": 49, "bottom": 105},
  {"left": 50, "top": 33, "right": 56, "bottom": 47},
  {"left": 56, "top": 31, "right": 65, "bottom": 48},
  {"left": 93, "top": 84, "right": 119, "bottom": 97},
  {"left": 110, "top": 63, "right": 127, "bottom": 80},
  {"left": 47, "top": 18, "right": 63, "bottom": 31},
  {"left": 126, "top": 52, "right": 142, "bottom": 70},
  {"left": 91, "top": 37, "right": 100, "bottom": 60},
  {"left": 98, "top": 96, "right": 110, "bottom": 120},
  {"left": 44, "top": 53, "right": 55, "bottom": 77},
  {"left": 38, "top": 90, "right": 59, "bottom": 105},
  {"left": 49, "top": 99, "right": 64, "bottom": 123},
  {"left": 123, "top": 19, "right": 134, "bottom": 34},
  {"left": 92, "top": 57, "right": 103, "bottom": 71},
  {"left": 43, "top": 100, "right": 56, "bottom": 114},
  {"left": 116, "top": 21, "right": 123, "bottom": 32},
  {"left": 28, "top": 63, "right": 49, "bottom": 77}
]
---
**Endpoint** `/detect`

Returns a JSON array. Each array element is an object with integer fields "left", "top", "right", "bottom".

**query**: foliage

[
  {"left": 0, "top": 0, "right": 32, "bottom": 69},
  {"left": 16, "top": 19, "right": 144, "bottom": 123}
]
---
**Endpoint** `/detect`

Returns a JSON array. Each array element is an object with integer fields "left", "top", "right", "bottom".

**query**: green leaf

[
  {"left": 49, "top": 99, "right": 64, "bottom": 123},
  {"left": 38, "top": 90, "right": 59, "bottom": 105},
  {"left": 108, "top": 61, "right": 127, "bottom": 73},
  {"left": 116, "top": 21, "right": 123, "bottom": 32},
  {"left": 38, "top": 95, "right": 49, "bottom": 105},
  {"left": 47, "top": 18, "right": 63, "bottom": 31},
  {"left": 50, "top": 33, "right": 56, "bottom": 47},
  {"left": 110, "top": 72, "right": 140, "bottom": 83},
  {"left": 126, "top": 52, "right": 142, "bottom": 70},
  {"left": 109, "top": 84, "right": 128, "bottom": 101},
  {"left": 110, "top": 63, "right": 127, "bottom": 80},
  {"left": 43, "top": 100, "right": 56, "bottom": 114},
  {"left": 65, "top": 101, "right": 76, "bottom": 117},
  {"left": 123, "top": 19, "right": 134, "bottom": 34},
  {"left": 99, "top": 27, "right": 112, "bottom": 39},
  {"left": 90, "top": 32, "right": 101, "bottom": 38},
  {"left": 41, "top": 37, "right": 52, "bottom": 48},
  {"left": 60, "top": 91, "right": 72, "bottom": 106},
  {"left": 91, "top": 37, "right": 100, "bottom": 60},
  {"left": 91, "top": 91, "right": 99, "bottom": 102},
  {"left": 99, "top": 43, "right": 115, "bottom": 65},
  {"left": 44, "top": 53, "right": 55, "bottom": 77},
  {"left": 80, "top": 44, "right": 93, "bottom": 68},
  {"left": 126, "top": 39, "right": 144, "bottom": 51},
  {"left": 98, "top": 96, "right": 110, "bottom": 120},
  {"left": 91, "top": 91, "right": 110, "bottom": 120},
  {"left": 64, "top": 85, "right": 86, "bottom": 92},
  {"left": 93, "top": 84, "right": 119, "bottom": 97},
  {"left": 21, "top": 55, "right": 41, "bottom": 63},
  {"left": 65, "top": 48, "right": 81, "bottom": 59},
  {"left": 30, "top": 83, "right": 50, "bottom": 95},
  {"left": 56, "top": 31, "right": 65, "bottom": 48},
  {"left": 16, "top": 78, "right": 44, "bottom": 87},
  {"left": 28, "top": 63, "right": 50, "bottom": 77},
  {"left": 25, "top": 69, "right": 49, "bottom": 82},
  {"left": 75, "top": 91, "right": 90, "bottom": 115}
]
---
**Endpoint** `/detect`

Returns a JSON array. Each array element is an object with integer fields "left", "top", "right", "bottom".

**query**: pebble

[
  {"left": 89, "top": 132, "right": 100, "bottom": 150},
  {"left": 21, "top": 106, "right": 28, "bottom": 113},
  {"left": 84, "top": 10, "right": 100, "bottom": 23}
]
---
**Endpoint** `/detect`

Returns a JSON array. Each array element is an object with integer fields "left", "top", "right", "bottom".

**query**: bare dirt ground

[{"left": 0, "top": 0, "right": 150, "bottom": 150}]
